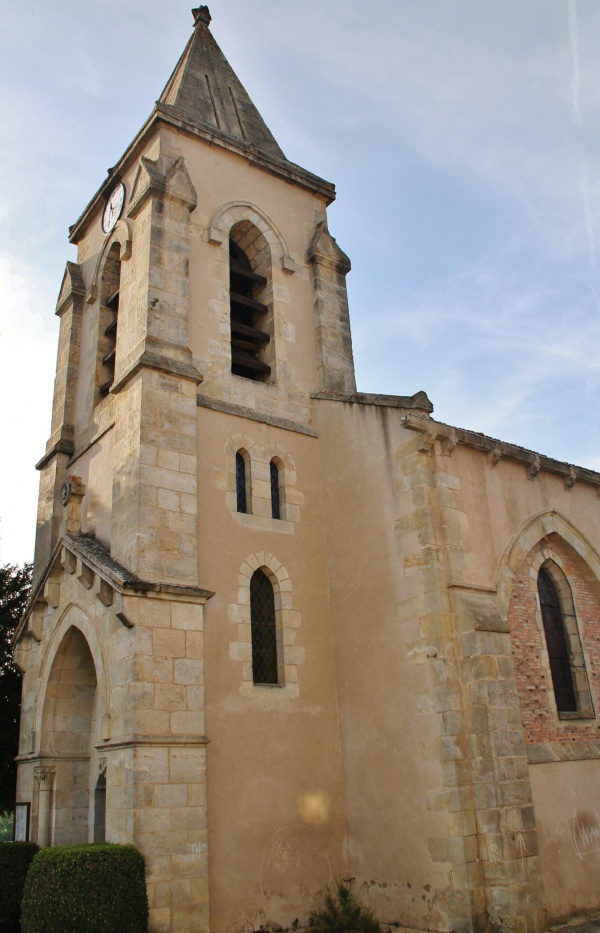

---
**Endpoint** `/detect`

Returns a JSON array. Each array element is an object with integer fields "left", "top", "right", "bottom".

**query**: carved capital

[
  {"left": 34, "top": 767, "right": 56, "bottom": 792},
  {"left": 98, "top": 758, "right": 107, "bottom": 779}
]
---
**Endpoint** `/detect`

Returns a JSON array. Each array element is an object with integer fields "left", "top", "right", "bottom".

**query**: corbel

[
  {"left": 94, "top": 577, "right": 114, "bottom": 608},
  {"left": 441, "top": 429, "right": 458, "bottom": 456},
  {"left": 113, "top": 593, "right": 133, "bottom": 629},
  {"left": 77, "top": 560, "right": 94, "bottom": 590},
  {"left": 60, "top": 547, "right": 77, "bottom": 574},
  {"left": 101, "top": 715, "right": 112, "bottom": 742},
  {"left": 527, "top": 455, "right": 541, "bottom": 481},
  {"left": 207, "top": 226, "right": 225, "bottom": 245},
  {"left": 564, "top": 466, "right": 577, "bottom": 490},
  {"left": 29, "top": 605, "right": 45, "bottom": 643},
  {"left": 281, "top": 254, "right": 296, "bottom": 275},
  {"left": 42, "top": 577, "right": 60, "bottom": 610},
  {"left": 487, "top": 446, "right": 502, "bottom": 467}
]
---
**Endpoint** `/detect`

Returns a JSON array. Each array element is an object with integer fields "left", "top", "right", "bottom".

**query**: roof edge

[
  {"left": 13, "top": 532, "right": 214, "bottom": 648},
  {"left": 402, "top": 413, "right": 600, "bottom": 489},
  {"left": 69, "top": 106, "right": 335, "bottom": 243},
  {"left": 312, "top": 389, "right": 434, "bottom": 414}
]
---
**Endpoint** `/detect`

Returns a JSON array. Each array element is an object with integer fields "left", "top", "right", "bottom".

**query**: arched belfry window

[
  {"left": 250, "top": 569, "right": 279, "bottom": 685},
  {"left": 98, "top": 243, "right": 121, "bottom": 398},
  {"left": 236, "top": 450, "right": 250, "bottom": 514},
  {"left": 229, "top": 237, "right": 271, "bottom": 381},
  {"left": 538, "top": 567, "right": 577, "bottom": 713}
]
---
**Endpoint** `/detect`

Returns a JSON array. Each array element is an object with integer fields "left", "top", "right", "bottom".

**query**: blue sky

[{"left": 1, "top": 0, "right": 600, "bottom": 564}]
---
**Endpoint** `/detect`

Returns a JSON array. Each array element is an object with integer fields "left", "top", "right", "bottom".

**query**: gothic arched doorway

[{"left": 39, "top": 626, "right": 102, "bottom": 845}]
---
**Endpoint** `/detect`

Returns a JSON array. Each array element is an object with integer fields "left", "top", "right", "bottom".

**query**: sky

[{"left": 1, "top": 0, "right": 600, "bottom": 565}]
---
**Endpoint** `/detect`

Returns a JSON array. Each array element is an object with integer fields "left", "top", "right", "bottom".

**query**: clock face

[{"left": 101, "top": 182, "right": 125, "bottom": 235}]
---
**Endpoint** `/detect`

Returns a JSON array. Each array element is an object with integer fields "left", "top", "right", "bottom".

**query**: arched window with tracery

[
  {"left": 229, "top": 224, "right": 273, "bottom": 381},
  {"left": 250, "top": 569, "right": 279, "bottom": 685},
  {"left": 538, "top": 566, "right": 577, "bottom": 713}
]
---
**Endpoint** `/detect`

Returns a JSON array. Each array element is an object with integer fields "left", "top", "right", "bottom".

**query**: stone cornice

[
  {"left": 111, "top": 350, "right": 204, "bottom": 394},
  {"left": 36, "top": 437, "right": 75, "bottom": 471},
  {"left": 527, "top": 740, "right": 600, "bottom": 764},
  {"left": 401, "top": 412, "right": 600, "bottom": 491},
  {"left": 197, "top": 394, "right": 317, "bottom": 437},
  {"left": 98, "top": 734, "right": 210, "bottom": 750},
  {"left": 312, "top": 389, "right": 434, "bottom": 414}
]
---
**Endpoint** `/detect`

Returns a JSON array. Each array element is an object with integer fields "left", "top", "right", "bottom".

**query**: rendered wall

[
  {"left": 314, "top": 399, "right": 468, "bottom": 932},
  {"left": 530, "top": 759, "right": 600, "bottom": 919},
  {"left": 314, "top": 398, "right": 600, "bottom": 932},
  {"left": 198, "top": 406, "right": 348, "bottom": 931}
]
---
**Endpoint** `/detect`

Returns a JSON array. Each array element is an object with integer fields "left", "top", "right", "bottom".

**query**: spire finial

[{"left": 192, "top": 6, "right": 211, "bottom": 27}]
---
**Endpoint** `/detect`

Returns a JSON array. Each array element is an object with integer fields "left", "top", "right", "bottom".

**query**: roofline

[
  {"left": 69, "top": 105, "right": 336, "bottom": 243},
  {"left": 13, "top": 532, "right": 215, "bottom": 648},
  {"left": 401, "top": 412, "right": 600, "bottom": 489},
  {"left": 313, "top": 391, "right": 600, "bottom": 488}
]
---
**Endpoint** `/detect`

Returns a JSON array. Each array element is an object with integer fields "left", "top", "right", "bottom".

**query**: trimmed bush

[
  {"left": 20, "top": 844, "right": 148, "bottom": 933},
  {"left": 309, "top": 879, "right": 382, "bottom": 933},
  {"left": 0, "top": 842, "right": 39, "bottom": 933}
]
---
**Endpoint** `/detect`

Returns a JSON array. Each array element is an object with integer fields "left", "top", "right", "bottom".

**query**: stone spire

[{"left": 159, "top": 6, "right": 286, "bottom": 160}]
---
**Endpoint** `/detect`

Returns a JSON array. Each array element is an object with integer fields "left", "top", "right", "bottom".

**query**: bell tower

[{"left": 16, "top": 7, "right": 355, "bottom": 932}]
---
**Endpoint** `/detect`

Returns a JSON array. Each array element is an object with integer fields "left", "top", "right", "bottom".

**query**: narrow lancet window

[
  {"left": 538, "top": 568, "right": 577, "bottom": 712},
  {"left": 94, "top": 770, "right": 106, "bottom": 843},
  {"left": 250, "top": 569, "right": 278, "bottom": 685},
  {"left": 229, "top": 239, "right": 270, "bottom": 380},
  {"left": 270, "top": 460, "right": 280, "bottom": 520},
  {"left": 236, "top": 451, "right": 249, "bottom": 513}
]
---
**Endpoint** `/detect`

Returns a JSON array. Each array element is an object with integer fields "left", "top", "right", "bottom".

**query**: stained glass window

[
  {"left": 538, "top": 568, "right": 577, "bottom": 712},
  {"left": 236, "top": 451, "right": 247, "bottom": 513},
  {"left": 250, "top": 569, "right": 278, "bottom": 685},
  {"left": 270, "top": 460, "right": 280, "bottom": 520}
]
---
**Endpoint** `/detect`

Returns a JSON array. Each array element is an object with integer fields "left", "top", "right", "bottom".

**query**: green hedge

[
  {"left": 20, "top": 844, "right": 148, "bottom": 933},
  {"left": 0, "top": 842, "right": 40, "bottom": 933}
]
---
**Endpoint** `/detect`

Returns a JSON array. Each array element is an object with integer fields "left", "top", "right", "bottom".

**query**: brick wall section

[{"left": 508, "top": 534, "right": 600, "bottom": 746}]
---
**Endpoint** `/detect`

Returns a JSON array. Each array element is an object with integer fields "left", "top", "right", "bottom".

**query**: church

[{"left": 13, "top": 8, "right": 600, "bottom": 933}]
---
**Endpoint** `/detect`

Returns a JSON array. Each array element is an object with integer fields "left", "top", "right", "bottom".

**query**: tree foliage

[{"left": 0, "top": 564, "right": 32, "bottom": 814}]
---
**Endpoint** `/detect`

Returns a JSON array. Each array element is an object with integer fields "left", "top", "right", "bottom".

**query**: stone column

[{"left": 34, "top": 767, "right": 56, "bottom": 847}]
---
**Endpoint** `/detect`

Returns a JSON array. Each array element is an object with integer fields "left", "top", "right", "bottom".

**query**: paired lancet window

[
  {"left": 235, "top": 451, "right": 282, "bottom": 520},
  {"left": 229, "top": 237, "right": 271, "bottom": 381}
]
